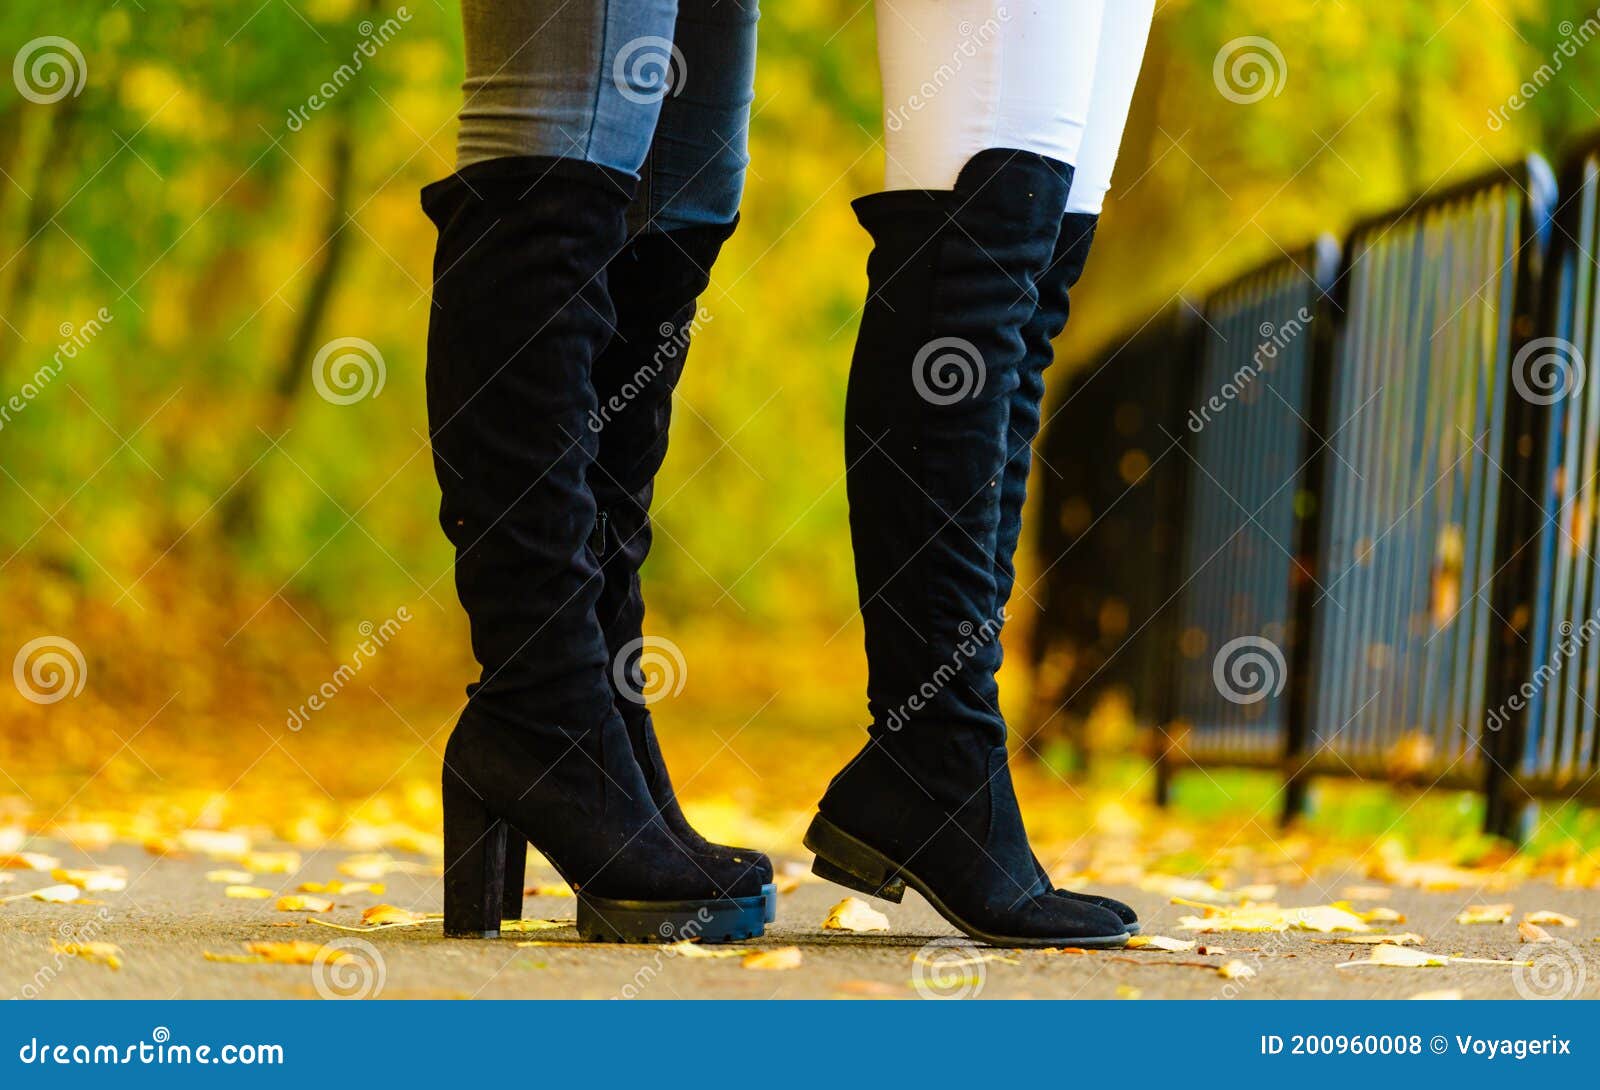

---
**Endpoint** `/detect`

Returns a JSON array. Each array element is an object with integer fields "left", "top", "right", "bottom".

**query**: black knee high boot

[
  {"left": 587, "top": 223, "right": 775, "bottom": 918},
  {"left": 995, "top": 211, "right": 1140, "bottom": 933},
  {"left": 424, "top": 156, "right": 766, "bottom": 943},
  {"left": 805, "top": 150, "right": 1128, "bottom": 948}
]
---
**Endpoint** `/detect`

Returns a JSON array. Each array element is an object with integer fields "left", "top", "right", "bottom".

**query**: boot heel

[
  {"left": 502, "top": 837, "right": 527, "bottom": 922},
  {"left": 804, "top": 815, "right": 906, "bottom": 903},
  {"left": 443, "top": 770, "right": 509, "bottom": 938}
]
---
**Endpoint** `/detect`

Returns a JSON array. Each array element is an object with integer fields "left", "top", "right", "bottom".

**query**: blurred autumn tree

[{"left": 0, "top": 0, "right": 1596, "bottom": 740}]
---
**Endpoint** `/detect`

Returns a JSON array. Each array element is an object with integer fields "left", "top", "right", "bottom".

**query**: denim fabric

[{"left": 456, "top": 0, "right": 757, "bottom": 233}]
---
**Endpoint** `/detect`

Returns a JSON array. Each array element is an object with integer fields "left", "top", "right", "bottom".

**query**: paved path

[{"left": 3, "top": 840, "right": 1597, "bottom": 1000}]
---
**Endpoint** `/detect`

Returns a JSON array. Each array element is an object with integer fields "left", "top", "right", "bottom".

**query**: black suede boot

[
  {"left": 583, "top": 222, "right": 774, "bottom": 920},
  {"left": 996, "top": 211, "right": 1140, "bottom": 934},
  {"left": 805, "top": 150, "right": 1128, "bottom": 948},
  {"left": 424, "top": 156, "right": 766, "bottom": 943}
]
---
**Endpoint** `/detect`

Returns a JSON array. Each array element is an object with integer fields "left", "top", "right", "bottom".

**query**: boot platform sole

[
  {"left": 577, "top": 891, "right": 768, "bottom": 944},
  {"left": 805, "top": 814, "right": 1129, "bottom": 950},
  {"left": 498, "top": 836, "right": 778, "bottom": 928}
]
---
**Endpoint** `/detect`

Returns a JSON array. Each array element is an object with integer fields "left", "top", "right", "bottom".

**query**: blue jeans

[{"left": 456, "top": 0, "right": 758, "bottom": 233}]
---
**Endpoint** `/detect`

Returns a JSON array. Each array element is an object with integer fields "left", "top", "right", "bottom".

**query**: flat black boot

[
  {"left": 423, "top": 156, "right": 766, "bottom": 942},
  {"left": 498, "top": 223, "right": 777, "bottom": 924},
  {"left": 807, "top": 150, "right": 1127, "bottom": 949},
  {"left": 994, "top": 210, "right": 1140, "bottom": 934}
]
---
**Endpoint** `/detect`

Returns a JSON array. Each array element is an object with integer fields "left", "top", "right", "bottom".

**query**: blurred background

[{"left": 3, "top": 0, "right": 1598, "bottom": 855}]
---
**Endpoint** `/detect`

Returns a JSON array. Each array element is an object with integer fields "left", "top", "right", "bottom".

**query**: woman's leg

[
  {"left": 428, "top": 0, "right": 767, "bottom": 942},
  {"left": 584, "top": 0, "right": 776, "bottom": 914},
  {"left": 994, "top": 0, "right": 1155, "bottom": 929},
  {"left": 998, "top": 1, "right": 1157, "bottom": 641},
  {"left": 808, "top": 0, "right": 1129, "bottom": 947}
]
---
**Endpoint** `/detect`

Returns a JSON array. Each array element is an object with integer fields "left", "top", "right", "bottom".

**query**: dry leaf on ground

[
  {"left": 205, "top": 870, "right": 254, "bottom": 884},
  {"left": 1456, "top": 903, "right": 1513, "bottom": 925},
  {"left": 223, "top": 885, "right": 274, "bottom": 900},
  {"left": 1126, "top": 934, "right": 1196, "bottom": 952},
  {"left": 822, "top": 897, "right": 891, "bottom": 933},
  {"left": 1517, "top": 921, "right": 1554, "bottom": 944},
  {"left": 0, "top": 852, "right": 60, "bottom": 872},
  {"left": 743, "top": 946, "right": 803, "bottom": 970},
  {"left": 1218, "top": 959, "right": 1256, "bottom": 979},
  {"left": 1524, "top": 910, "right": 1578, "bottom": 927},
  {"left": 51, "top": 868, "right": 126, "bottom": 892},
  {"left": 275, "top": 894, "right": 333, "bottom": 913},
  {"left": 51, "top": 941, "right": 123, "bottom": 970},
  {"left": 2, "top": 883, "right": 80, "bottom": 904},
  {"left": 1313, "top": 933, "right": 1425, "bottom": 946}
]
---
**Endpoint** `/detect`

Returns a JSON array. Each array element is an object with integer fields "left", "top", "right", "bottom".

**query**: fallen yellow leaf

[
  {"left": 276, "top": 894, "right": 333, "bottom": 913},
  {"left": 240, "top": 851, "right": 300, "bottom": 875},
  {"left": 1116, "top": 984, "right": 1142, "bottom": 999},
  {"left": 223, "top": 885, "right": 274, "bottom": 900},
  {"left": 1517, "top": 921, "right": 1554, "bottom": 944},
  {"left": 822, "top": 897, "right": 891, "bottom": 933},
  {"left": 1, "top": 883, "right": 81, "bottom": 904},
  {"left": 742, "top": 946, "right": 803, "bottom": 970},
  {"left": 1126, "top": 934, "right": 1196, "bottom": 952},
  {"left": 1313, "top": 933, "right": 1426, "bottom": 946},
  {"left": 361, "top": 904, "right": 435, "bottom": 927},
  {"left": 0, "top": 852, "right": 60, "bottom": 871},
  {"left": 177, "top": 829, "right": 251, "bottom": 858},
  {"left": 298, "top": 880, "right": 384, "bottom": 896},
  {"left": 1409, "top": 989, "right": 1463, "bottom": 1000},
  {"left": 50, "top": 868, "right": 127, "bottom": 893},
  {"left": 1524, "top": 910, "right": 1578, "bottom": 927},
  {"left": 1456, "top": 903, "right": 1513, "bottom": 925},
  {"left": 51, "top": 941, "right": 123, "bottom": 970},
  {"left": 1218, "top": 959, "right": 1256, "bottom": 979},
  {"left": 205, "top": 870, "right": 254, "bottom": 884}
]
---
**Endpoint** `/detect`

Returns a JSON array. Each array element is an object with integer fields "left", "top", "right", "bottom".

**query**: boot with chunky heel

[
  {"left": 995, "top": 211, "right": 1140, "bottom": 934},
  {"left": 811, "top": 149, "right": 1128, "bottom": 949},
  {"left": 497, "top": 222, "right": 775, "bottom": 928},
  {"left": 424, "top": 156, "right": 766, "bottom": 943}
]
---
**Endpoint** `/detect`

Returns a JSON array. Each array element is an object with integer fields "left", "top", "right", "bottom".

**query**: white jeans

[{"left": 876, "top": 0, "right": 1154, "bottom": 213}]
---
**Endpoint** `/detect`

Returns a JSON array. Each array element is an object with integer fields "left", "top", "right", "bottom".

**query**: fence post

[{"left": 1482, "top": 154, "right": 1558, "bottom": 842}]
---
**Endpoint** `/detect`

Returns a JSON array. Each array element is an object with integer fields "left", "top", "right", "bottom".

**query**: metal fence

[
  {"left": 1027, "top": 306, "right": 1194, "bottom": 763},
  {"left": 1165, "top": 240, "right": 1339, "bottom": 789},
  {"left": 1490, "top": 143, "right": 1600, "bottom": 833},
  {"left": 1031, "top": 154, "right": 1572, "bottom": 836}
]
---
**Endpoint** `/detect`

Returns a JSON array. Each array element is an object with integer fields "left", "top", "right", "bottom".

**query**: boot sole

[
  {"left": 804, "top": 814, "right": 1129, "bottom": 950},
  {"left": 577, "top": 892, "right": 768, "bottom": 943},
  {"left": 499, "top": 836, "right": 778, "bottom": 926}
]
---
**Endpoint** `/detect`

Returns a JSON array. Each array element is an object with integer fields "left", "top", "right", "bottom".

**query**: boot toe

[{"left": 1057, "top": 890, "right": 1139, "bottom": 931}]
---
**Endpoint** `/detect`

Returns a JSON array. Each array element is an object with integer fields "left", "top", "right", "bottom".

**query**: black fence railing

[
  {"left": 1164, "top": 240, "right": 1339, "bottom": 794},
  {"left": 1027, "top": 306, "right": 1193, "bottom": 765},
  {"left": 1493, "top": 142, "right": 1600, "bottom": 831},
  {"left": 1031, "top": 152, "right": 1581, "bottom": 837}
]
